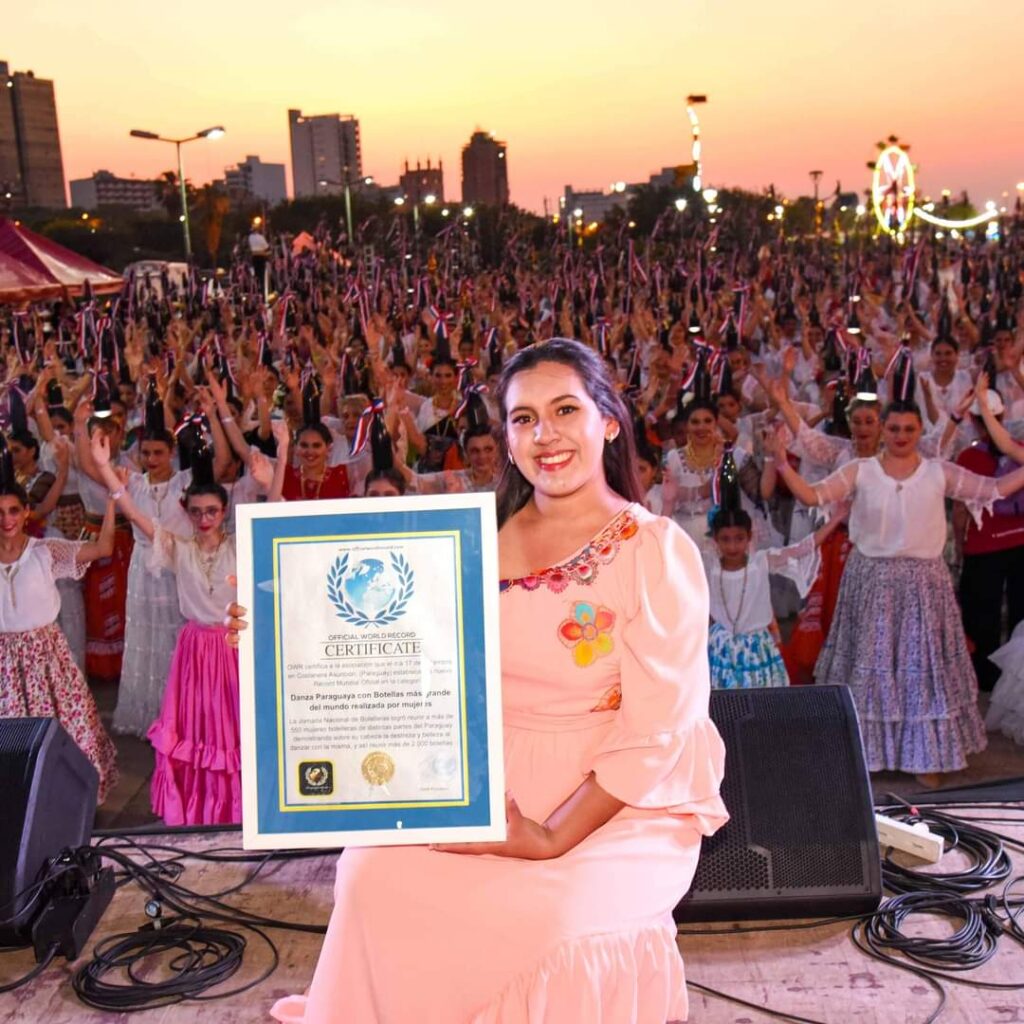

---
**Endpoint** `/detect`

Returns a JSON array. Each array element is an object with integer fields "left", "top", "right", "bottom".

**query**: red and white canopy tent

[{"left": 0, "top": 218, "right": 122, "bottom": 304}]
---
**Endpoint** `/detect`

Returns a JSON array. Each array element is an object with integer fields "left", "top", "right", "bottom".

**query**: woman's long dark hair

[{"left": 494, "top": 338, "right": 644, "bottom": 526}]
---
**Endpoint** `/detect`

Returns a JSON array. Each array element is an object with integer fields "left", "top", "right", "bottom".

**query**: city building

[
  {"left": 0, "top": 60, "right": 67, "bottom": 208},
  {"left": 223, "top": 155, "right": 287, "bottom": 205},
  {"left": 288, "top": 109, "right": 362, "bottom": 198},
  {"left": 398, "top": 158, "right": 444, "bottom": 204},
  {"left": 561, "top": 185, "right": 632, "bottom": 224},
  {"left": 69, "top": 170, "right": 161, "bottom": 212},
  {"left": 560, "top": 163, "right": 696, "bottom": 224},
  {"left": 461, "top": 131, "right": 508, "bottom": 207},
  {"left": 646, "top": 164, "right": 696, "bottom": 190}
]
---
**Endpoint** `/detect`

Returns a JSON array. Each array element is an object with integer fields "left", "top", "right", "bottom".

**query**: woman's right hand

[{"left": 225, "top": 601, "right": 248, "bottom": 648}]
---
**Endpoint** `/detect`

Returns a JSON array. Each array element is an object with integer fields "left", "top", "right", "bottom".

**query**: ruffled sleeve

[
  {"left": 941, "top": 460, "right": 1004, "bottom": 529},
  {"left": 146, "top": 524, "right": 182, "bottom": 576},
  {"left": 792, "top": 420, "right": 847, "bottom": 470},
  {"left": 765, "top": 534, "right": 820, "bottom": 599},
  {"left": 41, "top": 539, "right": 89, "bottom": 581},
  {"left": 583, "top": 517, "right": 728, "bottom": 836},
  {"left": 812, "top": 459, "right": 859, "bottom": 507}
]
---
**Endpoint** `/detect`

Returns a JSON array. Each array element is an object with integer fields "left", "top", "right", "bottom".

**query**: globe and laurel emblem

[{"left": 327, "top": 552, "right": 414, "bottom": 627}]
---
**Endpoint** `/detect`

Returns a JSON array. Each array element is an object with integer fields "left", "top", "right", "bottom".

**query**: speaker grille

[
  {"left": 0, "top": 718, "right": 45, "bottom": 758},
  {"left": 773, "top": 843, "right": 865, "bottom": 890},
  {"left": 678, "top": 686, "right": 881, "bottom": 921}
]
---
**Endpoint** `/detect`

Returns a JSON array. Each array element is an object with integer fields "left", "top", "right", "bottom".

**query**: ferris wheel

[
  {"left": 871, "top": 144, "right": 915, "bottom": 236},
  {"left": 869, "top": 140, "right": 999, "bottom": 236}
]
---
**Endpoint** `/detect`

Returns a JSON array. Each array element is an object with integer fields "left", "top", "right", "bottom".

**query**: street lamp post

[
  {"left": 686, "top": 94, "right": 707, "bottom": 193},
  {"left": 317, "top": 172, "right": 354, "bottom": 242},
  {"left": 129, "top": 125, "right": 226, "bottom": 260},
  {"left": 810, "top": 170, "right": 823, "bottom": 232}
]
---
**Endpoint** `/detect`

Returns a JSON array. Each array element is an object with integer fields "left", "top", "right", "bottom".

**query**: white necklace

[{"left": 719, "top": 561, "right": 749, "bottom": 633}]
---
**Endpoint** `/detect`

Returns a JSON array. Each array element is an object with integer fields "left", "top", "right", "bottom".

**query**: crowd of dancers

[{"left": 2, "top": 212, "right": 1024, "bottom": 824}]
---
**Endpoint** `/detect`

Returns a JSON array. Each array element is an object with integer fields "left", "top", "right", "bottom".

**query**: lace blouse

[
  {"left": 0, "top": 538, "right": 88, "bottom": 632},
  {"left": 812, "top": 457, "right": 1009, "bottom": 559}
]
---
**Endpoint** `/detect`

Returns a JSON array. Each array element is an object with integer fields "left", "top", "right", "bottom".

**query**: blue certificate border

[
  {"left": 273, "top": 530, "right": 468, "bottom": 811},
  {"left": 250, "top": 506, "right": 494, "bottom": 836}
]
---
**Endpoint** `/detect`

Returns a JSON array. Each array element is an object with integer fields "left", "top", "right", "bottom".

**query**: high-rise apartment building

[
  {"left": 0, "top": 60, "right": 67, "bottom": 208},
  {"left": 461, "top": 131, "right": 508, "bottom": 207},
  {"left": 288, "top": 109, "right": 362, "bottom": 198},
  {"left": 69, "top": 170, "right": 161, "bottom": 212},
  {"left": 398, "top": 158, "right": 444, "bottom": 205},
  {"left": 224, "top": 155, "right": 287, "bottom": 205}
]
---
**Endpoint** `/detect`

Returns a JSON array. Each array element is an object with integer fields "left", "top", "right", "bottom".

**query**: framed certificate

[{"left": 236, "top": 493, "right": 506, "bottom": 850}]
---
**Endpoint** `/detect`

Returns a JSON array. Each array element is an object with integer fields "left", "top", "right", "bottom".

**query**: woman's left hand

[{"left": 430, "top": 792, "right": 558, "bottom": 860}]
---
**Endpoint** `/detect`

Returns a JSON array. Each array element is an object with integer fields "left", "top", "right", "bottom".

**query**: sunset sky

[{"left": 7, "top": 0, "right": 1024, "bottom": 213}]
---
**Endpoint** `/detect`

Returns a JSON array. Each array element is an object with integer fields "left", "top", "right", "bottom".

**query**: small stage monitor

[
  {"left": 676, "top": 686, "right": 882, "bottom": 922},
  {"left": 0, "top": 718, "right": 99, "bottom": 946}
]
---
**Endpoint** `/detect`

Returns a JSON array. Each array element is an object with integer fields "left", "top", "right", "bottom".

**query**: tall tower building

[
  {"left": 288, "top": 109, "right": 362, "bottom": 198},
  {"left": 0, "top": 60, "right": 67, "bottom": 208},
  {"left": 461, "top": 131, "right": 508, "bottom": 207}
]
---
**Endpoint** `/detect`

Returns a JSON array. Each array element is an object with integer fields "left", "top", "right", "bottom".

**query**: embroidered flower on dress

[
  {"left": 591, "top": 683, "right": 622, "bottom": 711},
  {"left": 500, "top": 509, "right": 639, "bottom": 594},
  {"left": 558, "top": 602, "right": 616, "bottom": 668}
]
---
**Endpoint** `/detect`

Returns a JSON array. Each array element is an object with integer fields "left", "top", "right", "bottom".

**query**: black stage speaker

[
  {"left": 675, "top": 686, "right": 881, "bottom": 922},
  {"left": 0, "top": 718, "right": 99, "bottom": 945}
]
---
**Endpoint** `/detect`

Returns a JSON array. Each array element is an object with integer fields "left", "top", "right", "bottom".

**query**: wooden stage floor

[{"left": 3, "top": 809, "right": 1024, "bottom": 1024}]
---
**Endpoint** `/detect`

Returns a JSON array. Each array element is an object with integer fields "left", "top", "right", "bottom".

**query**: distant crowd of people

[{"left": 1, "top": 216, "right": 1024, "bottom": 825}]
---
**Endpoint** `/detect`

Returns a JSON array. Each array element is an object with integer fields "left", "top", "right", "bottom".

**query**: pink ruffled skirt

[
  {"left": 271, "top": 712, "right": 717, "bottom": 1023},
  {"left": 148, "top": 621, "right": 241, "bottom": 826}
]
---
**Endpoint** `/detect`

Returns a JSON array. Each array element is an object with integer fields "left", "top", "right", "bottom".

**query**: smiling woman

[
  {"left": 769, "top": 400, "right": 1024, "bottom": 783},
  {"left": 495, "top": 339, "right": 644, "bottom": 530},
  {"left": 0, "top": 434, "right": 118, "bottom": 801},
  {"left": 265, "top": 338, "right": 728, "bottom": 1023}
]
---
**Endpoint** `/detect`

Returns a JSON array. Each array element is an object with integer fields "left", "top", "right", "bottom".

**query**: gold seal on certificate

[{"left": 361, "top": 751, "right": 396, "bottom": 787}]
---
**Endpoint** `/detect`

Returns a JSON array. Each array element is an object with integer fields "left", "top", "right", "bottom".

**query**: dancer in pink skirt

[
  {"left": 92, "top": 431, "right": 253, "bottom": 825},
  {"left": 230, "top": 338, "right": 728, "bottom": 1023}
]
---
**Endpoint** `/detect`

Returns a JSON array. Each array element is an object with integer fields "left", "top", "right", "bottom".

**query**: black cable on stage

[
  {"left": 0, "top": 944, "right": 58, "bottom": 994},
  {"left": 71, "top": 915, "right": 278, "bottom": 1011},
  {"left": 680, "top": 800, "right": 1024, "bottom": 1024},
  {"left": 88, "top": 838, "right": 328, "bottom": 934},
  {"left": 686, "top": 978, "right": 829, "bottom": 1024},
  {"left": 878, "top": 813, "right": 1013, "bottom": 897},
  {"left": 59, "top": 835, "right": 335, "bottom": 1010}
]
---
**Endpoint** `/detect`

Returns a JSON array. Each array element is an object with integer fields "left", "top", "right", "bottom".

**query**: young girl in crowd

[
  {"left": 91, "top": 431, "right": 242, "bottom": 825},
  {"left": 706, "top": 507, "right": 844, "bottom": 689},
  {"left": 0, "top": 435, "right": 119, "bottom": 800}
]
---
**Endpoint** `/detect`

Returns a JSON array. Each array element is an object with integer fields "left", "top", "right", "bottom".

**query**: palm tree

[
  {"left": 157, "top": 170, "right": 197, "bottom": 221},
  {"left": 194, "top": 184, "right": 231, "bottom": 265}
]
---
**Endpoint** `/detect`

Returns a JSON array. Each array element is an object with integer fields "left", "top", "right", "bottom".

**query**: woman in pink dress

[{"left": 232, "top": 338, "right": 728, "bottom": 1023}]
